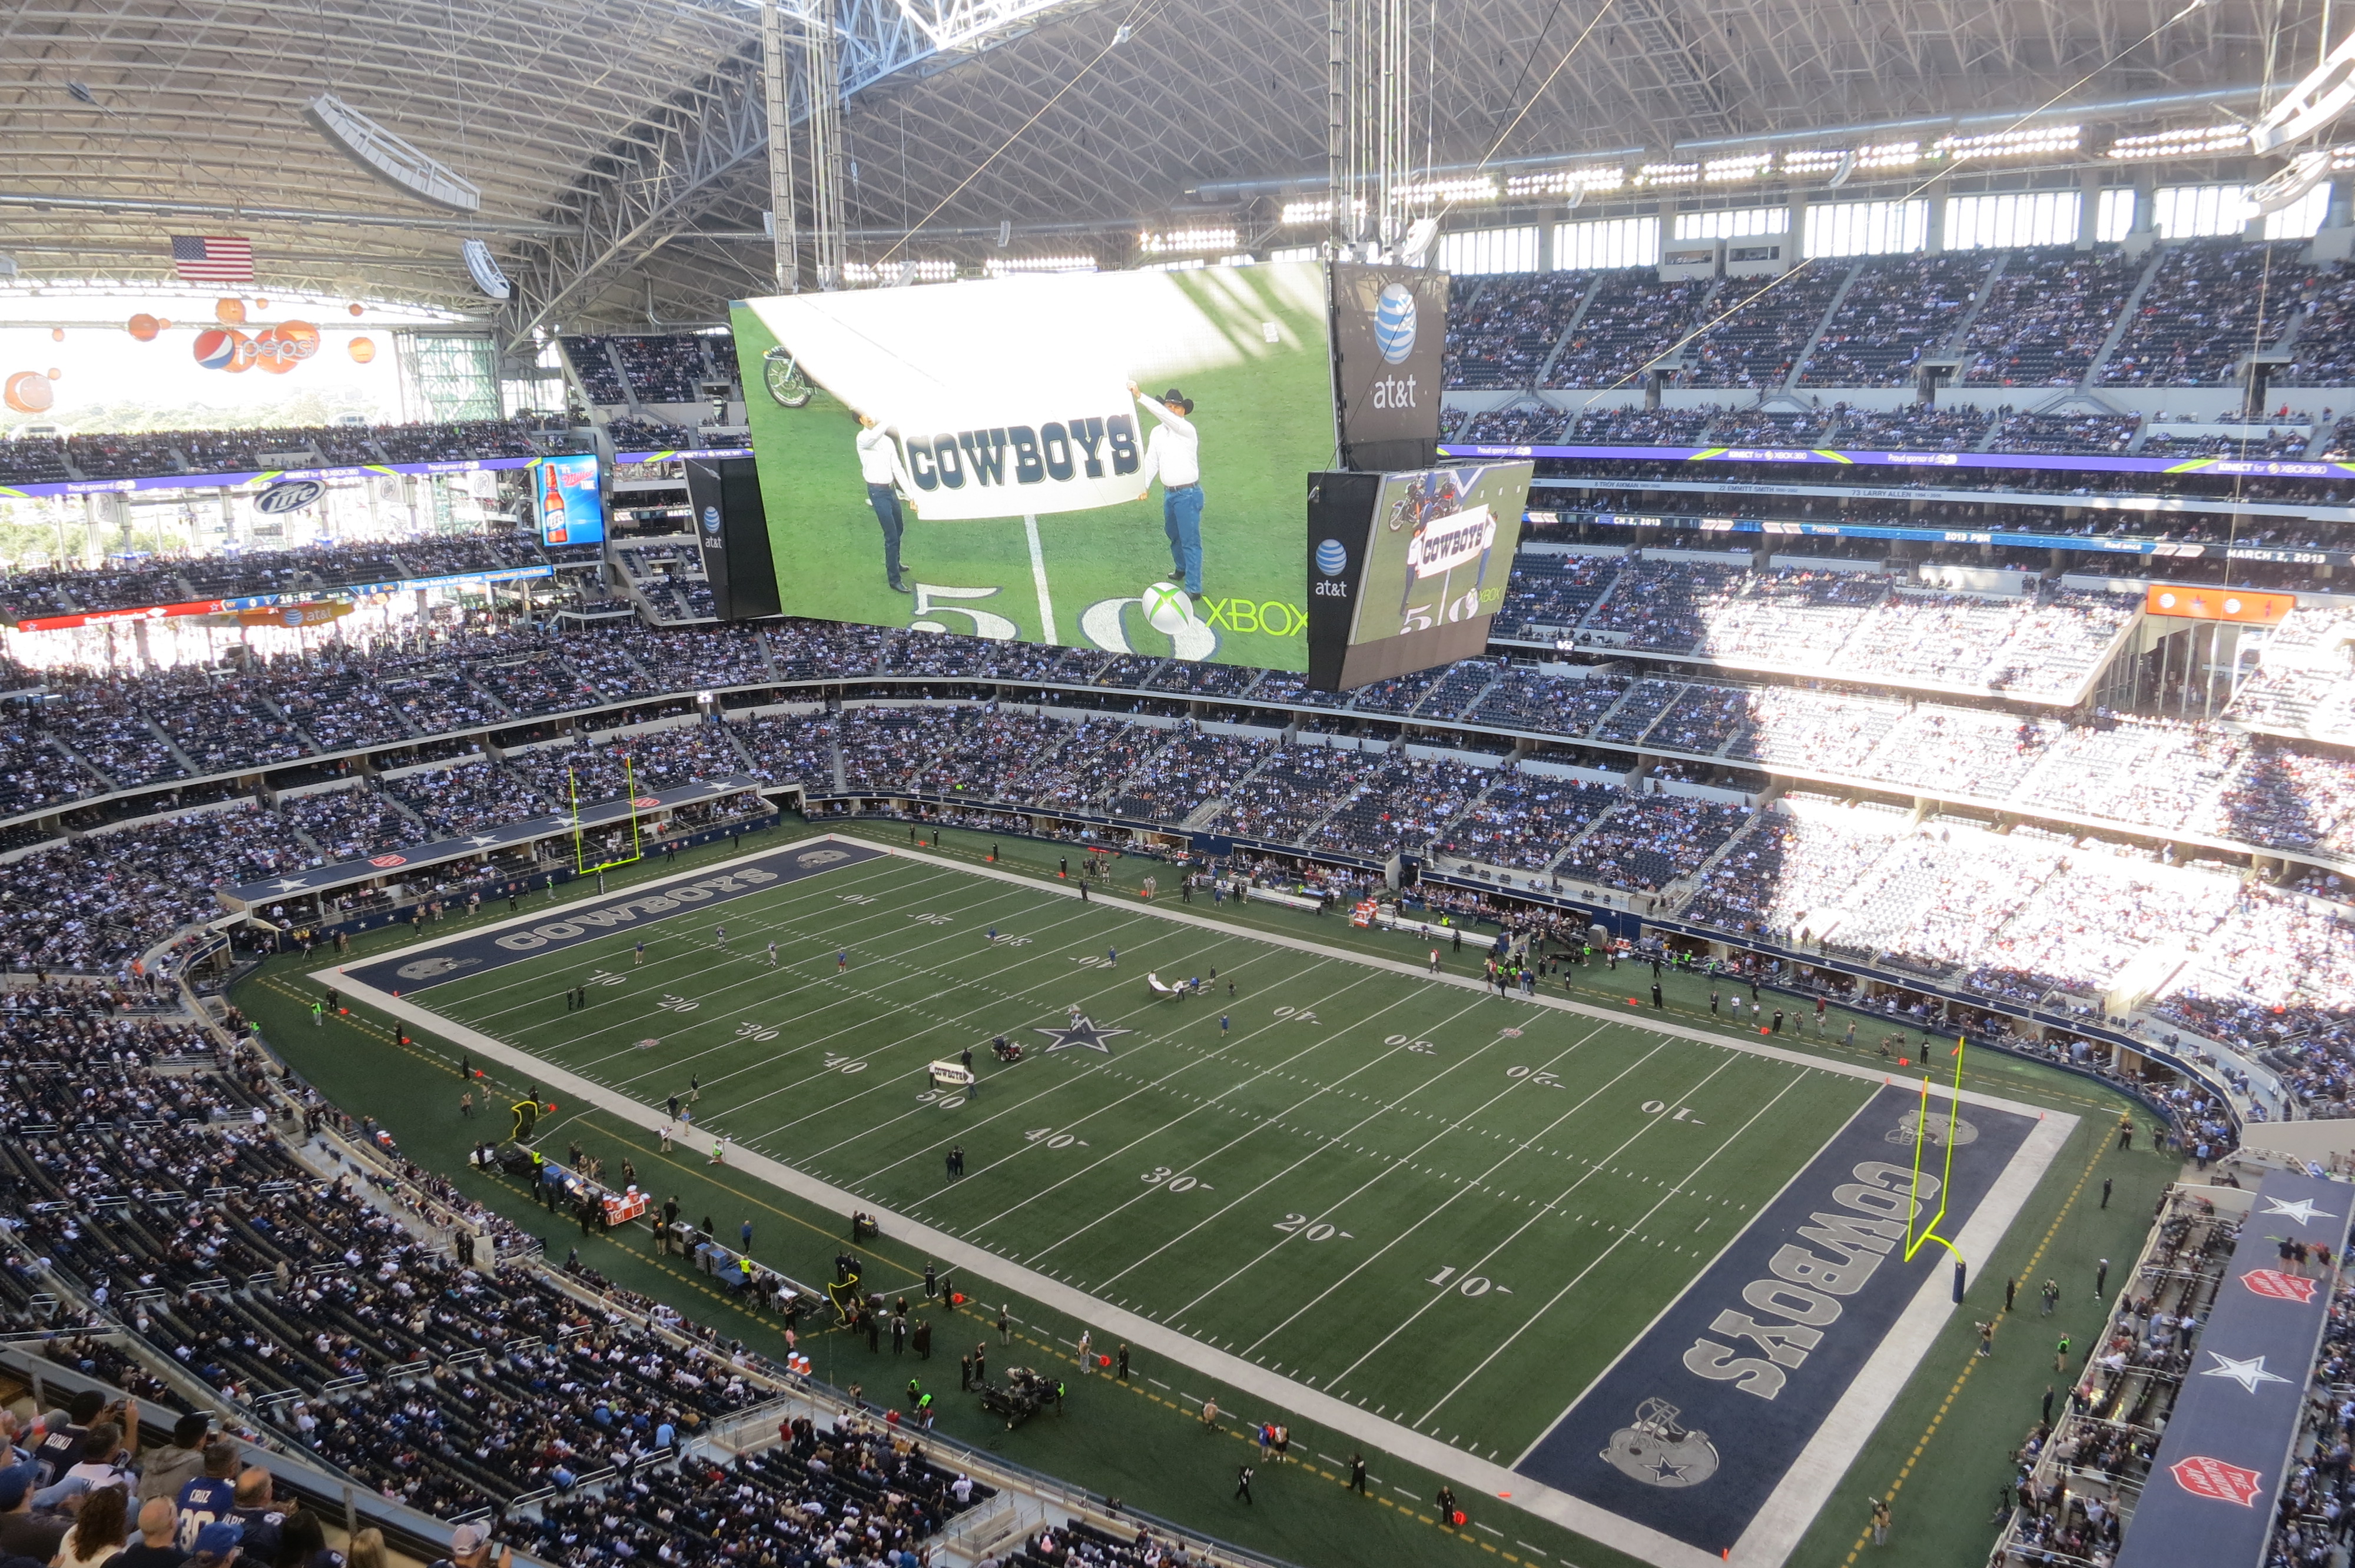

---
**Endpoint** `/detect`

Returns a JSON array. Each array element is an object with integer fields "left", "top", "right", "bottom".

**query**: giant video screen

[
  {"left": 1353, "top": 463, "right": 1530, "bottom": 644},
  {"left": 1304, "top": 461, "right": 1532, "bottom": 690},
  {"left": 730, "top": 261, "right": 1336, "bottom": 670}
]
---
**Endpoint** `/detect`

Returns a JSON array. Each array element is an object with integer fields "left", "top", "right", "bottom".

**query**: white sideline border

[{"left": 314, "top": 833, "right": 2080, "bottom": 1568}]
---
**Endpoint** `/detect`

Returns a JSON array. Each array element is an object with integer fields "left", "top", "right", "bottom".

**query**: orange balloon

[
  {"left": 45, "top": 368, "right": 59, "bottom": 380},
  {"left": 4, "top": 371, "right": 54, "bottom": 413},
  {"left": 254, "top": 298, "right": 268, "bottom": 310},
  {"left": 347, "top": 303, "right": 364, "bottom": 317},
  {"left": 347, "top": 335, "right": 377, "bottom": 364},
  {"left": 250, "top": 327, "right": 293, "bottom": 374},
  {"left": 127, "top": 313, "right": 160, "bottom": 342},
  {"left": 214, "top": 298, "right": 246, "bottom": 325},
  {"left": 275, "top": 320, "right": 320, "bottom": 361},
  {"left": 157, "top": 318, "right": 172, "bottom": 330},
  {"left": 48, "top": 327, "right": 63, "bottom": 343}
]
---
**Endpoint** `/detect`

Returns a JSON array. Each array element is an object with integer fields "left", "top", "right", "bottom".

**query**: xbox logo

[
  {"left": 1315, "top": 538, "right": 1348, "bottom": 576},
  {"left": 1142, "top": 581, "right": 1197, "bottom": 636}
]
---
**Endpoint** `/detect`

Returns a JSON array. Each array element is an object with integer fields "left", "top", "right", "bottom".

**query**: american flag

[{"left": 170, "top": 235, "right": 253, "bottom": 282}]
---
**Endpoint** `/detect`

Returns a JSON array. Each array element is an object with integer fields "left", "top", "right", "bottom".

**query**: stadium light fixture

[
  {"left": 1933, "top": 124, "right": 2081, "bottom": 160},
  {"left": 1633, "top": 162, "right": 1701, "bottom": 187},
  {"left": 1501, "top": 166, "right": 1624, "bottom": 199},
  {"left": 1393, "top": 174, "right": 1500, "bottom": 204},
  {"left": 1703, "top": 152, "right": 1774, "bottom": 182},
  {"left": 983, "top": 254, "right": 1099, "bottom": 275},
  {"left": 843, "top": 258, "right": 955, "bottom": 284},
  {"left": 2105, "top": 124, "right": 2252, "bottom": 160},
  {"left": 2252, "top": 29, "right": 2355, "bottom": 151},
  {"left": 1138, "top": 227, "right": 1238, "bottom": 255}
]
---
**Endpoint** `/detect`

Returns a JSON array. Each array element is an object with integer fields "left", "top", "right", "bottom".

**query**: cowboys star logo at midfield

[
  {"left": 1034, "top": 1018, "right": 1132, "bottom": 1054},
  {"left": 1600, "top": 1398, "right": 1720, "bottom": 1489}
]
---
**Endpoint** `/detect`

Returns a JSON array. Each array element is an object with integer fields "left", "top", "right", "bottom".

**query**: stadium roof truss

[{"left": 0, "top": 0, "right": 2330, "bottom": 338}]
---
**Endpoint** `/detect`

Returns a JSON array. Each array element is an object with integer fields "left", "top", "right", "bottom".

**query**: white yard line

[
  {"left": 321, "top": 835, "right": 2078, "bottom": 1568},
  {"left": 1021, "top": 989, "right": 1497, "bottom": 1268},
  {"left": 1415, "top": 1066, "right": 1810, "bottom": 1426},
  {"left": 1326, "top": 1052, "right": 1747, "bottom": 1390},
  {"left": 1096, "top": 1013, "right": 1589, "bottom": 1302}
]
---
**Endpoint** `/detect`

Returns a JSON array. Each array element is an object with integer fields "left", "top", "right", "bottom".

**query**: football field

[{"left": 323, "top": 836, "right": 2070, "bottom": 1567}]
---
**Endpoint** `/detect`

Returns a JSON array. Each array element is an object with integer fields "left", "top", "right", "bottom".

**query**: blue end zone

[
  {"left": 1515, "top": 1081, "right": 2037, "bottom": 1557},
  {"left": 340, "top": 839, "right": 888, "bottom": 994}
]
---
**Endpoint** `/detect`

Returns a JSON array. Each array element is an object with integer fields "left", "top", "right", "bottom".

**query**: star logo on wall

[
  {"left": 2262, "top": 1197, "right": 2339, "bottom": 1227},
  {"left": 1034, "top": 1019, "right": 1132, "bottom": 1054},
  {"left": 2201, "top": 1353, "right": 2292, "bottom": 1394}
]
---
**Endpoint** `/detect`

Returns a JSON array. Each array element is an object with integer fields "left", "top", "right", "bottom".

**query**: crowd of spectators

[
  {"left": 1827, "top": 404, "right": 1994, "bottom": 451},
  {"left": 1561, "top": 406, "right": 1717, "bottom": 445},
  {"left": 1544, "top": 274, "right": 1707, "bottom": 387},
  {"left": 1533, "top": 558, "right": 2137, "bottom": 700},
  {"left": 0, "top": 421, "right": 563, "bottom": 484},
  {"left": 2099, "top": 240, "right": 2306, "bottom": 387},
  {"left": 1683, "top": 267, "right": 1849, "bottom": 390},
  {"left": 1801, "top": 253, "right": 1994, "bottom": 386},
  {"left": 562, "top": 335, "right": 734, "bottom": 407},
  {"left": 0, "top": 432, "right": 69, "bottom": 484},
  {"left": 2283, "top": 260, "right": 2355, "bottom": 385},
  {"left": 1959, "top": 248, "right": 2143, "bottom": 387},
  {"left": 2227, "top": 606, "right": 2355, "bottom": 746},
  {"left": 1443, "top": 274, "right": 1588, "bottom": 388},
  {"left": 0, "top": 607, "right": 2349, "bottom": 1064},
  {"left": 1554, "top": 795, "right": 1750, "bottom": 892}
]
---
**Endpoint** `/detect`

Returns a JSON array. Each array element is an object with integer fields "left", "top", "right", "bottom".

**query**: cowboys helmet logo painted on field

[
  {"left": 1373, "top": 283, "right": 1418, "bottom": 364},
  {"left": 796, "top": 849, "right": 852, "bottom": 866},
  {"left": 396, "top": 955, "right": 479, "bottom": 981},
  {"left": 1889, "top": 1108, "right": 1979, "bottom": 1148},
  {"left": 1601, "top": 1398, "right": 1719, "bottom": 1488}
]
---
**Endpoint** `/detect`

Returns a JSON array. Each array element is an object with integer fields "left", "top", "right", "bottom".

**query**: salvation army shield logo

[
  {"left": 2241, "top": 1268, "right": 2319, "bottom": 1304},
  {"left": 1888, "top": 1108, "right": 1978, "bottom": 1148},
  {"left": 2170, "top": 1455, "right": 2264, "bottom": 1506},
  {"left": 1600, "top": 1398, "right": 1719, "bottom": 1489}
]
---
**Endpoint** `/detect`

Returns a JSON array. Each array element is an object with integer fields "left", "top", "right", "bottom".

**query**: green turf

[
  {"left": 389, "top": 843, "right": 1880, "bottom": 1463},
  {"left": 728, "top": 264, "right": 1330, "bottom": 669},
  {"left": 240, "top": 820, "right": 2180, "bottom": 1568}
]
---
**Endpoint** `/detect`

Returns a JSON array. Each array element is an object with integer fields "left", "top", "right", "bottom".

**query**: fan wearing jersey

[
  {"left": 226, "top": 1469, "right": 286, "bottom": 1567},
  {"left": 174, "top": 1444, "right": 241, "bottom": 1551}
]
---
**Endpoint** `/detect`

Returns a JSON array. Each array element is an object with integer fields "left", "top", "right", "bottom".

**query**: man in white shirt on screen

[
  {"left": 1130, "top": 382, "right": 1205, "bottom": 597},
  {"left": 854, "top": 412, "right": 915, "bottom": 593}
]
